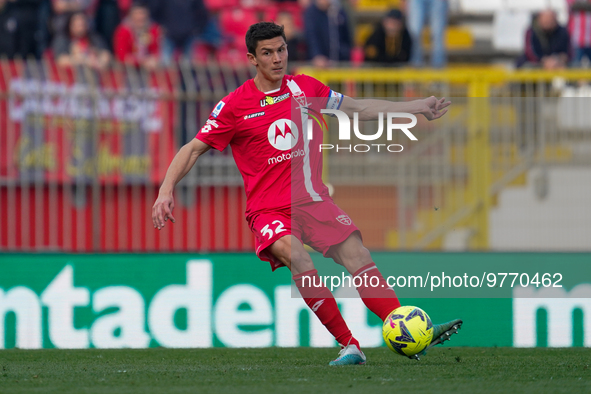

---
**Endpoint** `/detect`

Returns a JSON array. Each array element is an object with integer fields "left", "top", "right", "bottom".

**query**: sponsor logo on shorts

[
  {"left": 199, "top": 119, "right": 219, "bottom": 133},
  {"left": 244, "top": 111, "right": 265, "bottom": 120},
  {"left": 211, "top": 100, "right": 225, "bottom": 118},
  {"left": 336, "top": 215, "right": 352, "bottom": 225},
  {"left": 268, "top": 118, "right": 298, "bottom": 151},
  {"left": 260, "top": 93, "right": 290, "bottom": 107}
]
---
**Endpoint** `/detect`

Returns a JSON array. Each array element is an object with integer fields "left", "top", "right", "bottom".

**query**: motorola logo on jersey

[
  {"left": 267, "top": 149, "right": 305, "bottom": 165},
  {"left": 268, "top": 119, "right": 299, "bottom": 151}
]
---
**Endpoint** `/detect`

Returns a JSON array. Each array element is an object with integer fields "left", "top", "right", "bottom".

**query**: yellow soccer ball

[{"left": 383, "top": 306, "right": 433, "bottom": 357}]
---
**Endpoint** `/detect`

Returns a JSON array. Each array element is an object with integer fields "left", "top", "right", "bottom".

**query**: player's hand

[
  {"left": 152, "top": 193, "right": 176, "bottom": 230},
  {"left": 420, "top": 96, "right": 451, "bottom": 121}
]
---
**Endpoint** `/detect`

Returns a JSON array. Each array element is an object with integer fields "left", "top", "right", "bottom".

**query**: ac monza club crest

[
  {"left": 268, "top": 119, "right": 299, "bottom": 151},
  {"left": 336, "top": 214, "right": 352, "bottom": 225},
  {"left": 293, "top": 90, "right": 307, "bottom": 108}
]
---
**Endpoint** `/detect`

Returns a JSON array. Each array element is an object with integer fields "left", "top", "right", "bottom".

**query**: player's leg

[
  {"left": 297, "top": 200, "right": 463, "bottom": 357},
  {"left": 329, "top": 233, "right": 401, "bottom": 321},
  {"left": 330, "top": 233, "right": 463, "bottom": 356},
  {"left": 292, "top": 201, "right": 400, "bottom": 321},
  {"left": 267, "top": 235, "right": 365, "bottom": 366},
  {"left": 249, "top": 211, "right": 364, "bottom": 364},
  {"left": 266, "top": 234, "right": 314, "bottom": 275}
]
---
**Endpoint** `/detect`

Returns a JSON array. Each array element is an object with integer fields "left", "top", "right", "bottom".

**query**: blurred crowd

[
  {"left": 517, "top": 2, "right": 591, "bottom": 70},
  {"left": 1, "top": 0, "right": 591, "bottom": 69},
  {"left": 0, "top": 0, "right": 440, "bottom": 69}
]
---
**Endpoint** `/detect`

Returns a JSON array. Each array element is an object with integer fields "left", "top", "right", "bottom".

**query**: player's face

[{"left": 249, "top": 36, "right": 288, "bottom": 85}]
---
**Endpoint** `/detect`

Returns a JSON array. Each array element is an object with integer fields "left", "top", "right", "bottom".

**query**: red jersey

[
  {"left": 113, "top": 22, "right": 162, "bottom": 64},
  {"left": 195, "top": 74, "right": 344, "bottom": 219}
]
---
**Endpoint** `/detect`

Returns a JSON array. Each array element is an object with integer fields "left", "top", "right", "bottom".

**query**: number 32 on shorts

[{"left": 260, "top": 220, "right": 286, "bottom": 240}]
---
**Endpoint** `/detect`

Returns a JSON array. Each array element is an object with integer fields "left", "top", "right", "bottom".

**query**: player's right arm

[
  {"left": 152, "top": 138, "right": 211, "bottom": 229},
  {"left": 153, "top": 95, "right": 235, "bottom": 229}
]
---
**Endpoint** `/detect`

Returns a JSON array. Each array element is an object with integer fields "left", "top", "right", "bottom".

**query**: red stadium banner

[{"left": 0, "top": 60, "right": 177, "bottom": 184}]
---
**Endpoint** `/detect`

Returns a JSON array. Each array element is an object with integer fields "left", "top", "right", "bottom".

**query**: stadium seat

[
  {"left": 459, "top": 0, "right": 567, "bottom": 20},
  {"left": 239, "top": 0, "right": 271, "bottom": 11},
  {"left": 267, "top": 2, "right": 304, "bottom": 29},
  {"left": 204, "top": 0, "right": 239, "bottom": 12},
  {"left": 216, "top": 43, "right": 251, "bottom": 65},
  {"left": 355, "top": 23, "right": 374, "bottom": 47},
  {"left": 219, "top": 8, "right": 260, "bottom": 46},
  {"left": 458, "top": 0, "right": 507, "bottom": 14},
  {"left": 356, "top": 0, "right": 401, "bottom": 12},
  {"left": 441, "top": 26, "right": 474, "bottom": 50},
  {"left": 193, "top": 42, "right": 218, "bottom": 64},
  {"left": 355, "top": 24, "right": 473, "bottom": 51},
  {"left": 261, "top": 3, "right": 280, "bottom": 26}
]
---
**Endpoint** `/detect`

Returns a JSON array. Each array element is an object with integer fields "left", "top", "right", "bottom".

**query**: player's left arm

[{"left": 338, "top": 96, "right": 451, "bottom": 121}]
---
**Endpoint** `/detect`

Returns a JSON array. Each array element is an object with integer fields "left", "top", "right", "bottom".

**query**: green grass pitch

[{"left": 0, "top": 348, "right": 589, "bottom": 393}]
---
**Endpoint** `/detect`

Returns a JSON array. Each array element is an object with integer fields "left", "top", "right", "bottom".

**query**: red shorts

[{"left": 248, "top": 200, "right": 360, "bottom": 271}]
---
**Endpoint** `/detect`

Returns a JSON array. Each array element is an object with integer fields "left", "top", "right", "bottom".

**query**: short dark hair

[{"left": 245, "top": 22, "right": 286, "bottom": 55}]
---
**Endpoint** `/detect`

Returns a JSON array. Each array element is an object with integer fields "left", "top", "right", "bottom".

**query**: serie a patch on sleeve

[{"left": 211, "top": 100, "right": 226, "bottom": 118}]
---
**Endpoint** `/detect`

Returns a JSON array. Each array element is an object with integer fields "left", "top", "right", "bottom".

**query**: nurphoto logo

[{"left": 307, "top": 109, "right": 418, "bottom": 153}]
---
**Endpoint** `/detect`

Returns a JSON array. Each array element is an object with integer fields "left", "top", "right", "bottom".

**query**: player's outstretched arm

[
  {"left": 339, "top": 96, "right": 451, "bottom": 121},
  {"left": 152, "top": 138, "right": 211, "bottom": 230}
]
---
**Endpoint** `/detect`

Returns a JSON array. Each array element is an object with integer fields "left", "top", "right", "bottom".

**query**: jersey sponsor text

[
  {"left": 268, "top": 149, "right": 305, "bottom": 165},
  {"left": 260, "top": 93, "right": 290, "bottom": 107}
]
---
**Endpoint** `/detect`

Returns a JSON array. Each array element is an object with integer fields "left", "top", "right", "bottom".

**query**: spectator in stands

[
  {"left": 149, "top": 0, "right": 220, "bottom": 65},
  {"left": 6, "top": 0, "right": 42, "bottom": 58},
  {"left": 93, "top": 0, "right": 134, "bottom": 51},
  {"left": 276, "top": 11, "right": 307, "bottom": 62},
  {"left": 0, "top": 0, "right": 19, "bottom": 58},
  {"left": 567, "top": 0, "right": 591, "bottom": 66},
  {"left": 52, "top": 11, "right": 111, "bottom": 68},
  {"left": 519, "top": 9, "right": 571, "bottom": 70},
  {"left": 304, "top": 0, "right": 352, "bottom": 67},
  {"left": 51, "top": 0, "right": 98, "bottom": 35},
  {"left": 364, "top": 9, "right": 412, "bottom": 65},
  {"left": 38, "top": 0, "right": 53, "bottom": 57},
  {"left": 94, "top": 0, "right": 120, "bottom": 52},
  {"left": 407, "top": 0, "right": 447, "bottom": 68},
  {"left": 0, "top": 0, "right": 46, "bottom": 59},
  {"left": 113, "top": 2, "right": 161, "bottom": 69}
]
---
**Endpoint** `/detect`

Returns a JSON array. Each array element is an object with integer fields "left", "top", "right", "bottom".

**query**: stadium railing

[
  {"left": 1, "top": 59, "right": 590, "bottom": 252},
  {"left": 299, "top": 66, "right": 591, "bottom": 251},
  {"left": 0, "top": 57, "right": 253, "bottom": 252}
]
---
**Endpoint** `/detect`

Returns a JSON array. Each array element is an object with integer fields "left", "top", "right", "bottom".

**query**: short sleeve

[
  {"left": 195, "top": 98, "right": 236, "bottom": 151},
  {"left": 302, "top": 75, "right": 344, "bottom": 111}
]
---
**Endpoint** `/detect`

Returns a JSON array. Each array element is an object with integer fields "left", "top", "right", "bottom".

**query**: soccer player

[{"left": 152, "top": 22, "right": 462, "bottom": 365}]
